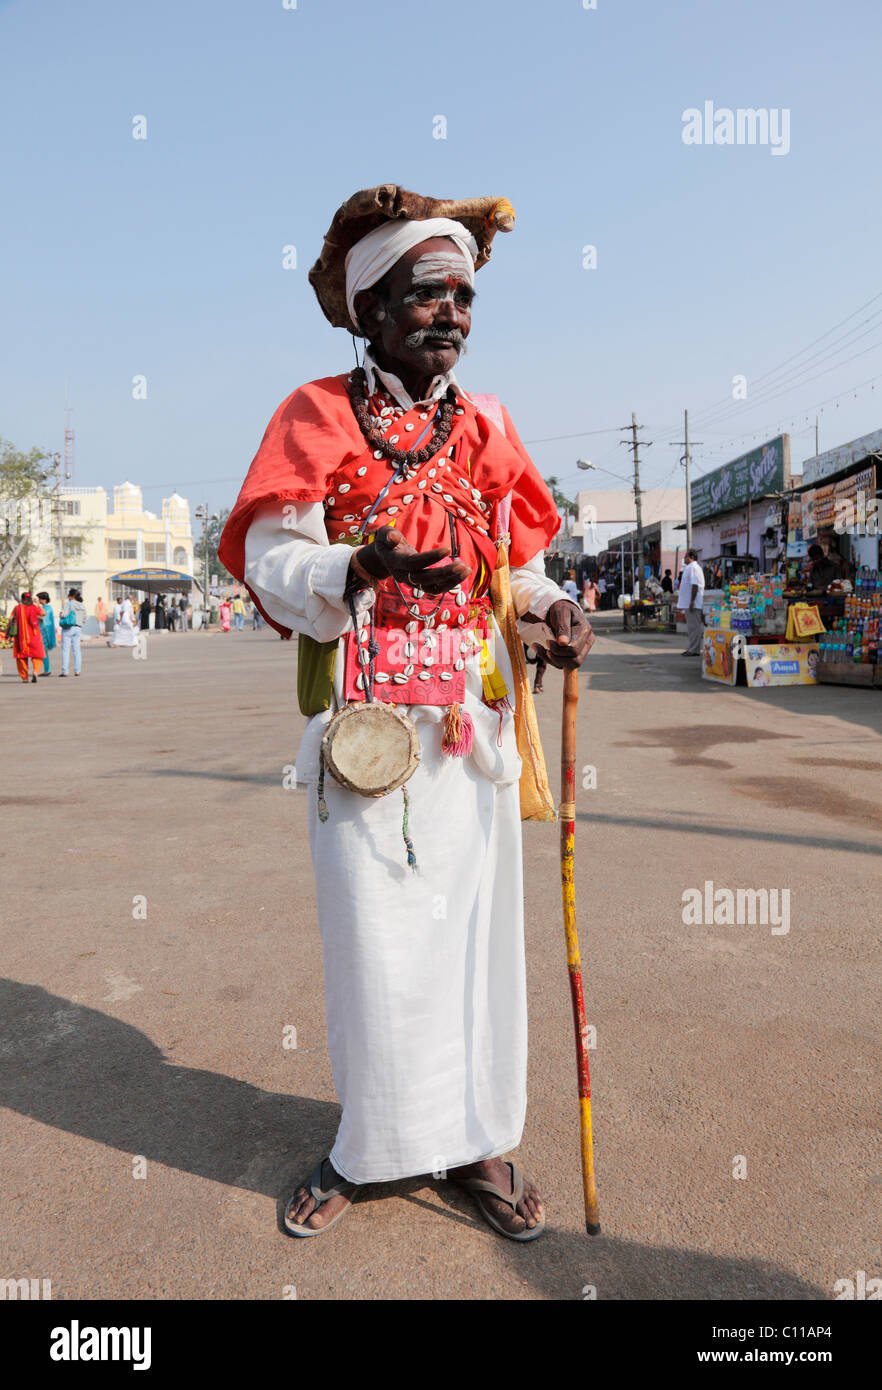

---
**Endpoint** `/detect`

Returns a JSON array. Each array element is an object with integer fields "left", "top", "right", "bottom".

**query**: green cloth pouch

[
  {"left": 296, "top": 534, "right": 367, "bottom": 715},
  {"left": 297, "top": 634, "right": 338, "bottom": 715}
]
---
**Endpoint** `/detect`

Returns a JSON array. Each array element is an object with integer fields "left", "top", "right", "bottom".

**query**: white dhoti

[{"left": 309, "top": 709, "right": 526, "bottom": 1183}]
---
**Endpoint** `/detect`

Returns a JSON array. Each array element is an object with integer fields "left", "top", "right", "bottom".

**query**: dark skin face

[
  {"left": 349, "top": 238, "right": 593, "bottom": 666},
  {"left": 354, "top": 237, "right": 474, "bottom": 403}
]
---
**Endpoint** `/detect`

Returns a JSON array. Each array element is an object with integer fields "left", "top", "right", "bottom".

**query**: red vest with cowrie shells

[{"left": 219, "top": 373, "right": 561, "bottom": 637}]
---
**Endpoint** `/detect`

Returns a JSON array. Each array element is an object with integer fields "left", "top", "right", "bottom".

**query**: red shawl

[
  {"left": 9, "top": 603, "right": 46, "bottom": 660},
  {"left": 219, "top": 374, "right": 560, "bottom": 634}
]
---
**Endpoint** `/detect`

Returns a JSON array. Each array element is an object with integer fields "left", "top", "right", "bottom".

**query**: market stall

[
  {"left": 701, "top": 572, "right": 821, "bottom": 688},
  {"left": 700, "top": 564, "right": 882, "bottom": 689},
  {"left": 621, "top": 595, "right": 676, "bottom": 632},
  {"left": 815, "top": 580, "right": 882, "bottom": 686}
]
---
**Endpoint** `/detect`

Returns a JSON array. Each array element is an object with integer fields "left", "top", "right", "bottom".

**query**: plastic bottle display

[
  {"left": 821, "top": 591, "right": 881, "bottom": 663},
  {"left": 710, "top": 573, "right": 882, "bottom": 667}
]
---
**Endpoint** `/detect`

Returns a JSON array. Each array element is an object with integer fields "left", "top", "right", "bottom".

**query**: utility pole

[
  {"left": 51, "top": 451, "right": 66, "bottom": 603},
  {"left": 194, "top": 503, "right": 216, "bottom": 629},
  {"left": 684, "top": 409, "right": 692, "bottom": 549},
  {"left": 620, "top": 413, "right": 651, "bottom": 590},
  {"left": 669, "top": 409, "right": 703, "bottom": 549},
  {"left": 64, "top": 403, "right": 75, "bottom": 485}
]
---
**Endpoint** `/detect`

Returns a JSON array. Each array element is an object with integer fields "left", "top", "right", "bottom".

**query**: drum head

[{"left": 322, "top": 702, "right": 420, "bottom": 797}]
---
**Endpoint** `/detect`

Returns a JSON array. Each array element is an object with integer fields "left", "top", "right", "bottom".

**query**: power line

[
  {"left": 687, "top": 288, "right": 882, "bottom": 427},
  {"left": 689, "top": 331, "right": 882, "bottom": 432},
  {"left": 522, "top": 426, "right": 623, "bottom": 445}
]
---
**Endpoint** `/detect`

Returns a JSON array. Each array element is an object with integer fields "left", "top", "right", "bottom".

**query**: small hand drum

[{"left": 321, "top": 701, "right": 420, "bottom": 797}]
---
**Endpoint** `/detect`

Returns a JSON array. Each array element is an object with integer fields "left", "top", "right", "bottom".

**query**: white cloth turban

[{"left": 344, "top": 217, "right": 478, "bottom": 333}]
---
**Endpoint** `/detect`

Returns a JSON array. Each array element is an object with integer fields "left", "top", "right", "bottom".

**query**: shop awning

[{"left": 109, "top": 567, "right": 200, "bottom": 593}]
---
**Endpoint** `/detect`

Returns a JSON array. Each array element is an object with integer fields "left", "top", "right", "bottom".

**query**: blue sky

[{"left": 2, "top": 0, "right": 881, "bottom": 516}]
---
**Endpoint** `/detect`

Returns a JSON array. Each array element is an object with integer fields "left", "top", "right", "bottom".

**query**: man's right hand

[{"left": 352, "top": 525, "right": 470, "bottom": 596}]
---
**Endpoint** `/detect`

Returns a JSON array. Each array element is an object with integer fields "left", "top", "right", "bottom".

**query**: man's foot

[
  {"left": 284, "top": 1156, "right": 356, "bottom": 1232},
  {"left": 533, "top": 683, "right": 543, "bottom": 693},
  {"left": 450, "top": 1157, "right": 544, "bottom": 1237}
]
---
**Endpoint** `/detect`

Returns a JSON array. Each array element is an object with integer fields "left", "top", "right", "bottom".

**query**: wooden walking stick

[{"left": 560, "top": 666, "right": 601, "bottom": 1234}]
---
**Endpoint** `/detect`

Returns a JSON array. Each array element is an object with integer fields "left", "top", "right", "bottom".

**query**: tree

[
  {"left": 544, "top": 475, "right": 577, "bottom": 518},
  {"left": 194, "top": 507, "right": 233, "bottom": 588},
  {"left": 0, "top": 438, "right": 52, "bottom": 499},
  {"left": 1, "top": 437, "right": 92, "bottom": 598},
  {"left": 1, "top": 438, "right": 53, "bottom": 597}
]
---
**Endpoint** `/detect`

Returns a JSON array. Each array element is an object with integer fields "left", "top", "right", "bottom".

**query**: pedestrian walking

[
  {"left": 178, "top": 595, "right": 189, "bottom": 631},
  {"left": 581, "top": 576, "right": 598, "bottom": 613},
  {"left": 678, "top": 548, "right": 705, "bottom": 655},
  {"left": 95, "top": 596, "right": 107, "bottom": 635},
  {"left": 155, "top": 595, "right": 167, "bottom": 630},
  {"left": 111, "top": 596, "right": 138, "bottom": 647},
  {"left": 7, "top": 592, "right": 45, "bottom": 682},
  {"left": 219, "top": 599, "right": 231, "bottom": 632},
  {"left": 532, "top": 646, "right": 548, "bottom": 692},
  {"left": 231, "top": 595, "right": 246, "bottom": 631},
  {"left": 138, "top": 597, "right": 151, "bottom": 631},
  {"left": 250, "top": 601, "right": 262, "bottom": 630},
  {"left": 59, "top": 587, "right": 86, "bottom": 677},
  {"left": 36, "top": 591, "right": 57, "bottom": 675}
]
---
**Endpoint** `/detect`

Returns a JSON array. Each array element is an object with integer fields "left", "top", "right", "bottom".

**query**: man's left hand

[{"left": 544, "top": 600, "right": 595, "bottom": 669}]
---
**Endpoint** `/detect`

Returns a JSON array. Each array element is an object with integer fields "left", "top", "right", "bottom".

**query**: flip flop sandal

[
  {"left": 283, "top": 1159, "right": 358, "bottom": 1238},
  {"left": 453, "top": 1161, "right": 546, "bottom": 1242}
]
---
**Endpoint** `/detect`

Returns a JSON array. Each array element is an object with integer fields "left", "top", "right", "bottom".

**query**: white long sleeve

[
  {"left": 508, "top": 552, "right": 570, "bottom": 619},
  {"left": 244, "top": 501, "right": 374, "bottom": 641}
]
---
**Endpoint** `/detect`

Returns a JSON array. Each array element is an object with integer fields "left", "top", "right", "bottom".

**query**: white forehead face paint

[{"left": 401, "top": 250, "right": 475, "bottom": 305}]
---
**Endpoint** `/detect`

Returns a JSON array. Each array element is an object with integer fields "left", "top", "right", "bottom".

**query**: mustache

[{"left": 403, "top": 326, "right": 468, "bottom": 353}]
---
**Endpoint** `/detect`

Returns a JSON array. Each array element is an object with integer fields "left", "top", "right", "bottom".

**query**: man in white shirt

[{"left": 678, "top": 549, "right": 705, "bottom": 655}]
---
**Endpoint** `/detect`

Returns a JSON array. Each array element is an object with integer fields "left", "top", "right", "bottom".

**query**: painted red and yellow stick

[{"left": 560, "top": 666, "right": 601, "bottom": 1235}]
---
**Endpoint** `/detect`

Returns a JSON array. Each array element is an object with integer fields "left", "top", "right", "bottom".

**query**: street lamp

[
  {"left": 577, "top": 459, "right": 595, "bottom": 471},
  {"left": 194, "top": 503, "right": 218, "bottom": 630}
]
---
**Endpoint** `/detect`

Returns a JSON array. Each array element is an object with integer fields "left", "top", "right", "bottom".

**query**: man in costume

[{"left": 220, "top": 186, "right": 593, "bottom": 1240}]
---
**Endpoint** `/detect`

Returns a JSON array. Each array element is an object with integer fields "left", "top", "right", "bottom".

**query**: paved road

[{"left": 2, "top": 619, "right": 880, "bottom": 1300}]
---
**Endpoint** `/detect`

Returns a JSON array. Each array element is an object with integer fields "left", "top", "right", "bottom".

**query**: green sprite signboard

[{"left": 691, "top": 435, "right": 789, "bottom": 523}]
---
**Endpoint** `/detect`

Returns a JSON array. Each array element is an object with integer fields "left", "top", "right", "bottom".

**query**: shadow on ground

[
  {"left": 0, "top": 979, "right": 337, "bottom": 1200},
  {"left": 2, "top": 980, "right": 827, "bottom": 1300}
]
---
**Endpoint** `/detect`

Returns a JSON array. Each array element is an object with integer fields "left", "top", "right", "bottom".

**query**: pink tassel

[{"left": 441, "top": 704, "right": 474, "bottom": 757}]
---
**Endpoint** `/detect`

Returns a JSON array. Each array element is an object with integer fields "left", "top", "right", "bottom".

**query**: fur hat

[{"left": 309, "top": 185, "right": 515, "bottom": 330}]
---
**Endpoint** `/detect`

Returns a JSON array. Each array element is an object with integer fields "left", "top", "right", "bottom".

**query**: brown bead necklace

[{"left": 348, "top": 366, "right": 457, "bottom": 470}]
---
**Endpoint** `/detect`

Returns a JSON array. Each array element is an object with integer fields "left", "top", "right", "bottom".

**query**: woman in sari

[
  {"left": 581, "top": 576, "right": 598, "bottom": 613},
  {"left": 36, "top": 591, "right": 57, "bottom": 674},
  {"left": 219, "top": 599, "right": 231, "bottom": 632},
  {"left": 8, "top": 592, "right": 45, "bottom": 682}
]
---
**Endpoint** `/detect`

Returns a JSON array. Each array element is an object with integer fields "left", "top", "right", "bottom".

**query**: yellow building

[{"left": 27, "top": 482, "right": 195, "bottom": 613}]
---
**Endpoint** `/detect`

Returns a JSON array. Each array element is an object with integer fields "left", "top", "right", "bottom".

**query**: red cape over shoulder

[{"left": 219, "top": 374, "right": 560, "bottom": 589}]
